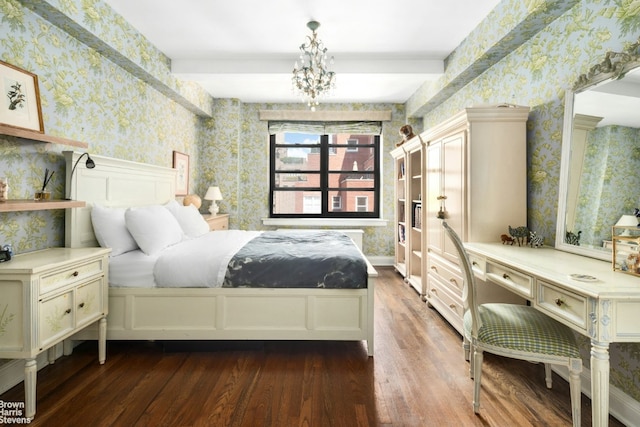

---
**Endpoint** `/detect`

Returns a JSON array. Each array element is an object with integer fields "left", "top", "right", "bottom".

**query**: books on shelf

[
  {"left": 398, "top": 224, "right": 406, "bottom": 244},
  {"left": 412, "top": 202, "right": 422, "bottom": 229}
]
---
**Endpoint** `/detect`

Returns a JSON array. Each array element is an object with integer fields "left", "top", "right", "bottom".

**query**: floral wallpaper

[{"left": 1, "top": 0, "right": 640, "bottom": 416}]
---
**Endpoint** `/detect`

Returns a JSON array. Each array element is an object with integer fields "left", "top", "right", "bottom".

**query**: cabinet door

[
  {"left": 441, "top": 132, "right": 465, "bottom": 262},
  {"left": 426, "top": 141, "right": 443, "bottom": 253},
  {"left": 39, "top": 291, "right": 74, "bottom": 350},
  {"left": 76, "top": 278, "right": 104, "bottom": 328}
]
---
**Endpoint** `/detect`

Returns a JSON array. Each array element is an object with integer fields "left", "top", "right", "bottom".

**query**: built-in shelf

[
  {"left": 0, "top": 199, "right": 85, "bottom": 212},
  {"left": 0, "top": 124, "right": 88, "bottom": 149}
]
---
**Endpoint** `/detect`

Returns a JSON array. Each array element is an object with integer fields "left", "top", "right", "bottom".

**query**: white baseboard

[
  {"left": 553, "top": 365, "right": 640, "bottom": 426},
  {"left": 367, "top": 255, "right": 394, "bottom": 266}
]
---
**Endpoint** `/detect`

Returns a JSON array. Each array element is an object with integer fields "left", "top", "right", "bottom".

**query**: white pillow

[
  {"left": 166, "top": 203, "right": 210, "bottom": 238},
  {"left": 90, "top": 204, "right": 139, "bottom": 256},
  {"left": 125, "top": 205, "right": 184, "bottom": 255}
]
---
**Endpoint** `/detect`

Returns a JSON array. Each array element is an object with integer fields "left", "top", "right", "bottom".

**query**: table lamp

[{"left": 204, "top": 186, "right": 223, "bottom": 215}]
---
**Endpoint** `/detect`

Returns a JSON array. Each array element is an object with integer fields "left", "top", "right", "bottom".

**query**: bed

[{"left": 63, "top": 151, "right": 377, "bottom": 356}]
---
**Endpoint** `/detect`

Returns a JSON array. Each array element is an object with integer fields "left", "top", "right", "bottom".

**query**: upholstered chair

[{"left": 442, "top": 221, "right": 583, "bottom": 427}]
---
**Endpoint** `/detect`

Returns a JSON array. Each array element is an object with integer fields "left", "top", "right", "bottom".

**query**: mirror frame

[{"left": 556, "top": 37, "right": 640, "bottom": 260}]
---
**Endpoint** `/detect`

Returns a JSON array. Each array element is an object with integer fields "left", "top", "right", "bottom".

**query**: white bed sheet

[
  {"left": 108, "top": 250, "right": 159, "bottom": 288},
  {"left": 153, "top": 229, "right": 261, "bottom": 288}
]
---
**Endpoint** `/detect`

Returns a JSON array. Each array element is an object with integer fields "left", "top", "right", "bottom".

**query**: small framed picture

[
  {"left": 0, "top": 60, "right": 44, "bottom": 133},
  {"left": 172, "top": 151, "right": 189, "bottom": 196}
]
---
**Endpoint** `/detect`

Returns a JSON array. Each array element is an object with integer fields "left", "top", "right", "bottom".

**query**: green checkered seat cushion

[{"left": 463, "top": 303, "right": 581, "bottom": 359}]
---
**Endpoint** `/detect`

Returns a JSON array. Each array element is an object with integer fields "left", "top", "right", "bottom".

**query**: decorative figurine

[
  {"left": 565, "top": 230, "right": 582, "bottom": 246},
  {"left": 501, "top": 234, "right": 515, "bottom": 245},
  {"left": 529, "top": 231, "right": 544, "bottom": 248},
  {"left": 508, "top": 225, "right": 529, "bottom": 247},
  {"left": 396, "top": 124, "right": 416, "bottom": 147}
]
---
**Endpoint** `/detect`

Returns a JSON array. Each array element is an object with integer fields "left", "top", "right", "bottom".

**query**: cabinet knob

[
  {"left": 72, "top": 271, "right": 79, "bottom": 277},
  {"left": 437, "top": 195, "right": 447, "bottom": 200},
  {"left": 555, "top": 298, "right": 565, "bottom": 307},
  {"left": 78, "top": 302, "right": 85, "bottom": 308},
  {"left": 64, "top": 308, "right": 71, "bottom": 315},
  {"left": 502, "top": 273, "right": 510, "bottom": 280}
]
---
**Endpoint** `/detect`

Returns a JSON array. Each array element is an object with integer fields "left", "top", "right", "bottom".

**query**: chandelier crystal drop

[{"left": 292, "top": 20, "right": 336, "bottom": 111}]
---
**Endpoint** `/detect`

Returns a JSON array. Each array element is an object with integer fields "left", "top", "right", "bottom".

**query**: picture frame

[
  {"left": 0, "top": 60, "right": 44, "bottom": 133},
  {"left": 172, "top": 151, "right": 189, "bottom": 196}
]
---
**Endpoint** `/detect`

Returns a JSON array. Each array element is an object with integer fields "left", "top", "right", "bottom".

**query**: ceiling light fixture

[{"left": 292, "top": 20, "right": 335, "bottom": 111}]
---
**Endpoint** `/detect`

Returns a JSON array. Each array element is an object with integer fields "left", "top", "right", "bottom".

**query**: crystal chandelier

[{"left": 292, "top": 20, "right": 336, "bottom": 111}]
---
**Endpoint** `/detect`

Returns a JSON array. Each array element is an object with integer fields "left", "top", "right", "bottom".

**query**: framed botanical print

[
  {"left": 0, "top": 60, "right": 44, "bottom": 133},
  {"left": 172, "top": 151, "right": 189, "bottom": 196}
]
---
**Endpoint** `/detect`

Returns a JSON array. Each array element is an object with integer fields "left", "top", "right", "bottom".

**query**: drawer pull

[
  {"left": 450, "top": 278, "right": 458, "bottom": 285},
  {"left": 472, "top": 261, "right": 478, "bottom": 266},
  {"left": 72, "top": 271, "right": 79, "bottom": 277},
  {"left": 78, "top": 302, "right": 85, "bottom": 308},
  {"left": 64, "top": 308, "right": 71, "bottom": 315},
  {"left": 449, "top": 304, "right": 457, "bottom": 309},
  {"left": 555, "top": 298, "right": 570, "bottom": 308},
  {"left": 502, "top": 273, "right": 511, "bottom": 280},
  {"left": 431, "top": 289, "right": 438, "bottom": 295},
  {"left": 430, "top": 266, "right": 438, "bottom": 272}
]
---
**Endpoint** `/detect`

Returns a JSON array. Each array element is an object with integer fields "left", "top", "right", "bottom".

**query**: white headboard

[{"left": 64, "top": 151, "right": 177, "bottom": 248}]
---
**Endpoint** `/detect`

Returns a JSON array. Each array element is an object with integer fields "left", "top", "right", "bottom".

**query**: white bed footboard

[{"left": 64, "top": 151, "right": 376, "bottom": 356}]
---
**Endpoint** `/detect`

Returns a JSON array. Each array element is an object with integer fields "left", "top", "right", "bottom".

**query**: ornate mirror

[{"left": 556, "top": 38, "right": 640, "bottom": 260}]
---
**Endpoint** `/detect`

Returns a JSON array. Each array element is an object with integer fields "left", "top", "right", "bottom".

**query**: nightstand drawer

[
  {"left": 39, "top": 290, "right": 74, "bottom": 349},
  {"left": 40, "top": 258, "right": 105, "bottom": 295},
  {"left": 203, "top": 214, "right": 229, "bottom": 231},
  {"left": 76, "top": 278, "right": 105, "bottom": 327}
]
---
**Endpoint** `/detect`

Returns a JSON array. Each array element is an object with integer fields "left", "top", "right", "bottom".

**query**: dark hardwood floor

[{"left": 1, "top": 267, "right": 625, "bottom": 426}]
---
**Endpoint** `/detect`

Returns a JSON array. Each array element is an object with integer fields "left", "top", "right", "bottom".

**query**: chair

[{"left": 442, "top": 221, "right": 583, "bottom": 427}]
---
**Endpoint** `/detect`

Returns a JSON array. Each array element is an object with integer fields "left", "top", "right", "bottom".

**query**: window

[
  {"left": 269, "top": 122, "right": 381, "bottom": 218},
  {"left": 332, "top": 196, "right": 342, "bottom": 210}
]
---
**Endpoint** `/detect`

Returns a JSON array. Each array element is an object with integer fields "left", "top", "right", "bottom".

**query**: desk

[{"left": 464, "top": 243, "right": 640, "bottom": 427}]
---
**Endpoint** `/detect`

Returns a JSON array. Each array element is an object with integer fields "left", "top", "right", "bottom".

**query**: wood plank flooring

[{"left": 1, "top": 267, "right": 625, "bottom": 426}]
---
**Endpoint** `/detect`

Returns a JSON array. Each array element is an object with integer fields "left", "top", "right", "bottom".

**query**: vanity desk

[{"left": 465, "top": 242, "right": 640, "bottom": 427}]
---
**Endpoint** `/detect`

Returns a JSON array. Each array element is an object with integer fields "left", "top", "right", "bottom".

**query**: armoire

[{"left": 392, "top": 105, "right": 529, "bottom": 334}]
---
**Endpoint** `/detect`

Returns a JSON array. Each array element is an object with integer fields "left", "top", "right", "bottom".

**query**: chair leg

[
  {"left": 463, "top": 336, "right": 470, "bottom": 362},
  {"left": 544, "top": 363, "right": 552, "bottom": 389},
  {"left": 469, "top": 343, "right": 475, "bottom": 379},
  {"left": 473, "top": 349, "right": 483, "bottom": 414},
  {"left": 568, "top": 364, "right": 582, "bottom": 427}
]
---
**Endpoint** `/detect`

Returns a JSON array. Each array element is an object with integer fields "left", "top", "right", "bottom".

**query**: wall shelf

[
  {"left": 0, "top": 124, "right": 88, "bottom": 149},
  {"left": 0, "top": 199, "right": 85, "bottom": 212}
]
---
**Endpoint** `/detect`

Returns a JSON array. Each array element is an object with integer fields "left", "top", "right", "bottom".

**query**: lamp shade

[
  {"left": 204, "top": 186, "right": 223, "bottom": 201},
  {"left": 616, "top": 215, "right": 638, "bottom": 227}
]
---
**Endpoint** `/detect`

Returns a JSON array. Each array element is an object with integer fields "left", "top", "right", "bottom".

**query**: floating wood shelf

[
  {"left": 0, "top": 124, "right": 88, "bottom": 149},
  {"left": 0, "top": 199, "right": 85, "bottom": 212}
]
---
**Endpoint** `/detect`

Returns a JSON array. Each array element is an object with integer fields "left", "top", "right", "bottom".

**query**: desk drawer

[
  {"left": 40, "top": 258, "right": 105, "bottom": 295},
  {"left": 537, "top": 280, "right": 587, "bottom": 331},
  {"left": 485, "top": 261, "right": 533, "bottom": 299},
  {"left": 468, "top": 253, "right": 486, "bottom": 280}
]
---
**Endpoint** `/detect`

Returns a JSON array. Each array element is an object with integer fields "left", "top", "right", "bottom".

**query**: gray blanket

[{"left": 222, "top": 230, "right": 368, "bottom": 288}]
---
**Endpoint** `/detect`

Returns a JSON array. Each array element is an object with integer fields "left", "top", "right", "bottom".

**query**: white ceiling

[{"left": 102, "top": 0, "right": 501, "bottom": 103}]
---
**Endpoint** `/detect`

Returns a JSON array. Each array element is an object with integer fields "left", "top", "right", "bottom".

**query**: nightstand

[
  {"left": 202, "top": 213, "right": 229, "bottom": 231},
  {"left": 0, "top": 247, "right": 110, "bottom": 419}
]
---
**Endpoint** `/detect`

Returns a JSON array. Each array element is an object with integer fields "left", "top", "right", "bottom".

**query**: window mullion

[{"left": 320, "top": 135, "right": 329, "bottom": 214}]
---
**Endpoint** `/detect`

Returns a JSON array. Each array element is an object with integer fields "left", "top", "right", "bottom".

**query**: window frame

[{"left": 269, "top": 133, "right": 381, "bottom": 219}]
